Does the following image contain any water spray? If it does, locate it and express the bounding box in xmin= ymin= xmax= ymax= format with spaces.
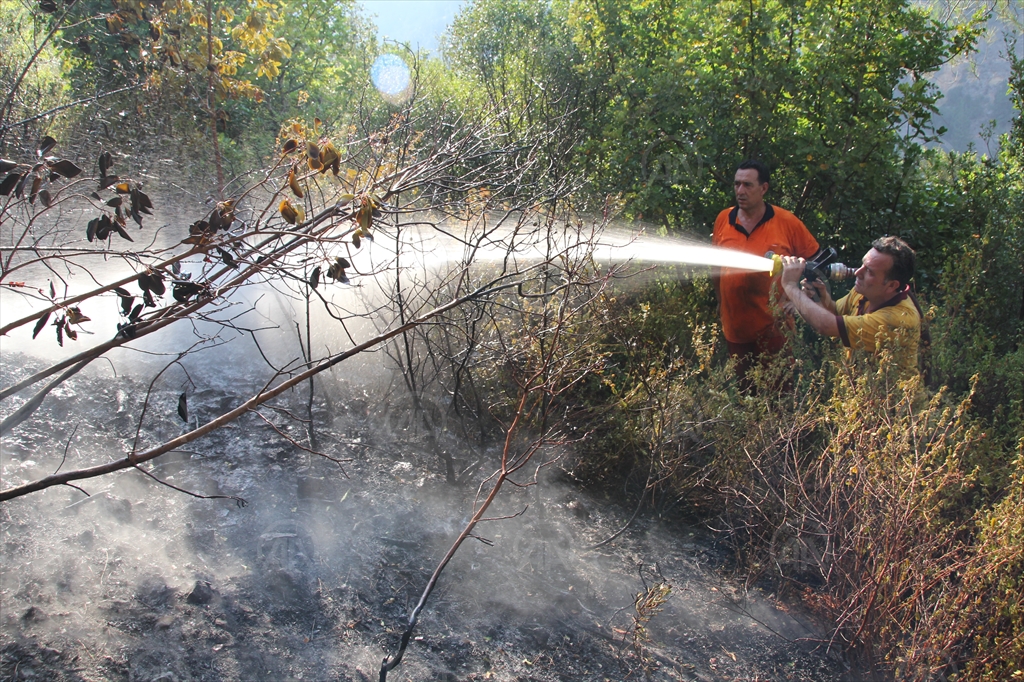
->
xmin=766 ymin=247 xmax=854 ymax=281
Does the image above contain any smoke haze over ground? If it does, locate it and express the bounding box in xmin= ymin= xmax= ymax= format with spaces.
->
xmin=2 ymin=192 xmax=845 ymax=681
xmin=0 ymin=346 xmax=846 ymax=681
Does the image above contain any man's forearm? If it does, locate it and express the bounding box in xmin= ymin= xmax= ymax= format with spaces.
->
xmin=780 ymin=281 xmax=840 ymax=337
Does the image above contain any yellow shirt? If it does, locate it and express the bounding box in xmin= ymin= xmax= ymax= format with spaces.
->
xmin=835 ymin=288 xmax=921 ymax=377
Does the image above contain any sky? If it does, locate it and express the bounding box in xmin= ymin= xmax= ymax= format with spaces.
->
xmin=358 ymin=1 xmax=466 ymax=55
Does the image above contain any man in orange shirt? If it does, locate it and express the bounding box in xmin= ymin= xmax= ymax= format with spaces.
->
xmin=711 ymin=160 xmax=819 ymax=384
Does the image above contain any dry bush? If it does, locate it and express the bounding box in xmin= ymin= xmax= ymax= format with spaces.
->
xmin=563 ymin=277 xmax=725 ymax=516
xmin=566 ymin=276 xmax=1023 ymax=678
xmin=930 ymin=446 xmax=1024 ymax=682
xmin=707 ymin=352 xmax=1023 ymax=679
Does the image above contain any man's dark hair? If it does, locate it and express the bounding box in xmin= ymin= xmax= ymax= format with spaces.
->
xmin=736 ymin=159 xmax=770 ymax=185
xmin=872 ymin=236 xmax=916 ymax=287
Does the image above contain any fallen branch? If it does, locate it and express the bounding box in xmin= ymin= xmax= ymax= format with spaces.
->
xmin=0 ymin=270 xmax=538 ymax=501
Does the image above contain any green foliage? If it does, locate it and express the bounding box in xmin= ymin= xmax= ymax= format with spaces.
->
xmin=0 ymin=0 xmax=70 ymax=141
xmin=442 ymin=0 xmax=986 ymax=267
xmin=928 ymin=54 xmax=1024 ymax=450
xmin=2 ymin=0 xmax=372 ymax=172
xmin=56 ymin=0 xmax=151 ymax=92
xmin=569 ymin=0 xmax=982 ymax=239
xmin=442 ymin=0 xmax=583 ymax=129
xmin=439 ymin=0 xmax=591 ymax=189
xmin=59 ymin=0 xmax=282 ymax=98
xmin=931 ymin=210 xmax=1024 ymax=448
xmin=225 ymin=0 xmax=373 ymax=160
xmin=893 ymin=150 xmax=1000 ymax=288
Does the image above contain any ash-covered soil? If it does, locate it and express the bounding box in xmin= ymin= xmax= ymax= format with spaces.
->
xmin=1 ymin=354 xmax=848 ymax=682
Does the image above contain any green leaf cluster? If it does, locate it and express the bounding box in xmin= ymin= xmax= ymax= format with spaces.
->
xmin=442 ymin=0 xmax=985 ymax=259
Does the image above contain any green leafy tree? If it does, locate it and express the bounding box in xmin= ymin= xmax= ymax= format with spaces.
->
xmin=216 ymin=0 xmax=373 ymax=166
xmin=440 ymin=0 xmax=590 ymax=183
xmin=4 ymin=0 xmax=295 ymax=188
xmin=566 ymin=0 xmax=983 ymax=245
xmin=443 ymin=0 xmax=581 ymax=126
xmin=261 ymin=0 xmax=371 ymax=120
xmin=0 ymin=0 xmax=71 ymax=144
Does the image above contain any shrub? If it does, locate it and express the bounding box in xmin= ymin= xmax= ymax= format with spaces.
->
xmin=567 ymin=273 xmax=1023 ymax=678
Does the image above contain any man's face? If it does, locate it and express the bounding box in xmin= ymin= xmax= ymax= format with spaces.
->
xmin=854 ymin=248 xmax=901 ymax=302
xmin=733 ymin=169 xmax=767 ymax=211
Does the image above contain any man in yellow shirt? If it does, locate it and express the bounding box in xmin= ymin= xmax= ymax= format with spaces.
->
xmin=778 ymin=236 xmax=921 ymax=378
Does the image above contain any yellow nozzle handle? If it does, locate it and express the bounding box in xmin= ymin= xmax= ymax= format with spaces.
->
xmin=769 ymin=254 xmax=783 ymax=277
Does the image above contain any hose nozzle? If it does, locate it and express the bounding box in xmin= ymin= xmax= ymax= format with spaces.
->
xmin=765 ymin=248 xmax=855 ymax=281
xmin=822 ymin=263 xmax=855 ymax=280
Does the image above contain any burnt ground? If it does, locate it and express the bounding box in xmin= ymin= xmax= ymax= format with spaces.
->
xmin=0 ymin=354 xmax=849 ymax=682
